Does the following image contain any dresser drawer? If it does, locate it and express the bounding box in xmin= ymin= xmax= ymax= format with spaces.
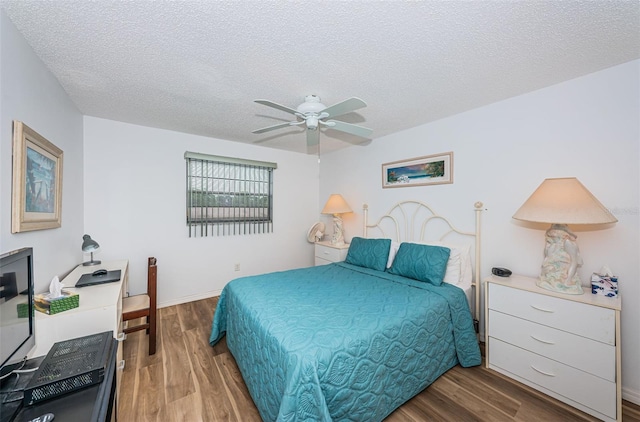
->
xmin=315 ymin=243 xmax=348 ymax=263
xmin=314 ymin=257 xmax=333 ymax=266
xmin=489 ymin=338 xmax=616 ymax=419
xmin=488 ymin=310 xmax=615 ymax=381
xmin=488 ymin=283 xmax=615 ymax=345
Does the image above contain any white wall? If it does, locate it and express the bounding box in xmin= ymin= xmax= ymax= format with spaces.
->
xmin=319 ymin=60 xmax=640 ymax=403
xmin=83 ymin=117 xmax=319 ymax=306
xmin=0 ymin=11 xmax=84 ymax=292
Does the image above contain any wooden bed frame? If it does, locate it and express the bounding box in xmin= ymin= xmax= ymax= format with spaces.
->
xmin=362 ymin=200 xmax=484 ymax=328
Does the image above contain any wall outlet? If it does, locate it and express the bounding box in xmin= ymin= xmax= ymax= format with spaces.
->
xmin=234 ymin=263 xmax=240 ymax=271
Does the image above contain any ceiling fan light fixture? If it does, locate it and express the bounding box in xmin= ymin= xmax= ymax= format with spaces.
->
xmin=306 ymin=116 xmax=319 ymax=130
xmin=297 ymin=101 xmax=326 ymax=114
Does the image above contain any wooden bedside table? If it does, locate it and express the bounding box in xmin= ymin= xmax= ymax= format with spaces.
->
xmin=314 ymin=241 xmax=350 ymax=266
xmin=484 ymin=273 xmax=622 ymax=422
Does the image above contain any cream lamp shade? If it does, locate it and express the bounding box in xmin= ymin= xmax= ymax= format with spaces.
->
xmin=513 ymin=177 xmax=617 ymax=295
xmin=513 ymin=177 xmax=617 ymax=225
xmin=321 ymin=194 xmax=353 ymax=215
xmin=321 ymin=194 xmax=353 ymax=246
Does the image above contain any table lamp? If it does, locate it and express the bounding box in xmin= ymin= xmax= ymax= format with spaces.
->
xmin=81 ymin=234 xmax=102 ymax=266
xmin=321 ymin=194 xmax=353 ymax=246
xmin=512 ymin=177 xmax=617 ymax=294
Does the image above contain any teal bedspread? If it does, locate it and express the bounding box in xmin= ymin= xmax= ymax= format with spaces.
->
xmin=210 ymin=263 xmax=480 ymax=421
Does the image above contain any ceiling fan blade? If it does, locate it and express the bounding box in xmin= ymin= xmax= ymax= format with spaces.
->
xmin=306 ymin=128 xmax=319 ymax=147
xmin=254 ymin=99 xmax=299 ymax=115
xmin=252 ymin=122 xmax=298 ymax=134
xmin=325 ymin=120 xmax=373 ymax=138
xmin=321 ymin=97 xmax=367 ymax=119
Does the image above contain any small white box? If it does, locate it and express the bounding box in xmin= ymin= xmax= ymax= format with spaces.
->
xmin=591 ymin=273 xmax=618 ymax=298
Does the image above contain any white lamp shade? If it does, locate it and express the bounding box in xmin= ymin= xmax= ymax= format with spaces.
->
xmin=321 ymin=194 xmax=353 ymax=215
xmin=513 ymin=177 xmax=617 ymax=225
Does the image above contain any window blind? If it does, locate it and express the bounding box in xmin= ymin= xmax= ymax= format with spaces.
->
xmin=185 ymin=152 xmax=277 ymax=237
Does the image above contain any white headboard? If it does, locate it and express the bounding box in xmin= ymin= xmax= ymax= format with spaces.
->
xmin=363 ymin=200 xmax=484 ymax=326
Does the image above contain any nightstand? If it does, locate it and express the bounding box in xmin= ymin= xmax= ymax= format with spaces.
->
xmin=484 ymin=274 xmax=622 ymax=422
xmin=314 ymin=241 xmax=350 ymax=266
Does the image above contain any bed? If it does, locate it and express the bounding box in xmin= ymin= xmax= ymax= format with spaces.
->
xmin=210 ymin=201 xmax=484 ymax=421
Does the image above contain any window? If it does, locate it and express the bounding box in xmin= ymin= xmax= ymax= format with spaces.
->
xmin=185 ymin=152 xmax=277 ymax=237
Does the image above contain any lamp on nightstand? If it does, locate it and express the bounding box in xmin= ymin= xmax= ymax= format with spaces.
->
xmin=321 ymin=194 xmax=353 ymax=246
xmin=512 ymin=177 xmax=617 ymax=295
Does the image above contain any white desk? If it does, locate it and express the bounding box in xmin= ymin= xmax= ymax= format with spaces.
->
xmin=33 ymin=260 xmax=129 ymax=401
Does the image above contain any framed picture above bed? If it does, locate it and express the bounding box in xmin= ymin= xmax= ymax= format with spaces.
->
xmin=11 ymin=121 xmax=64 ymax=233
xmin=382 ymin=151 xmax=453 ymax=188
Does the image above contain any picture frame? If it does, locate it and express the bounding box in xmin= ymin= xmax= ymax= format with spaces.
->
xmin=382 ymin=152 xmax=453 ymax=188
xmin=11 ymin=121 xmax=63 ymax=233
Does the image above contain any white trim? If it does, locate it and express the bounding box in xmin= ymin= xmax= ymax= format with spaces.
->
xmin=622 ymin=386 xmax=640 ymax=406
xmin=158 ymin=289 xmax=222 ymax=309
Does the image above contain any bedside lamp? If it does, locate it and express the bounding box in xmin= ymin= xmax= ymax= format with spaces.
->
xmin=81 ymin=234 xmax=102 ymax=266
xmin=513 ymin=177 xmax=617 ymax=294
xmin=321 ymin=194 xmax=353 ymax=246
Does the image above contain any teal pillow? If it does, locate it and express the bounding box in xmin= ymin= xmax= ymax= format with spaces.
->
xmin=388 ymin=243 xmax=450 ymax=286
xmin=345 ymin=237 xmax=391 ymax=272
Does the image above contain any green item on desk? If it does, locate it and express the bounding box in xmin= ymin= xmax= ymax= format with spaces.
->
xmin=34 ymin=291 xmax=80 ymax=315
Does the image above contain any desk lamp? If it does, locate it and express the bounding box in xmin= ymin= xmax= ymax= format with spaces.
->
xmin=512 ymin=177 xmax=617 ymax=294
xmin=321 ymin=194 xmax=353 ymax=246
xmin=81 ymin=234 xmax=101 ymax=266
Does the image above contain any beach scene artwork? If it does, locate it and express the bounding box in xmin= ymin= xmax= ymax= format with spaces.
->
xmin=382 ymin=152 xmax=453 ymax=188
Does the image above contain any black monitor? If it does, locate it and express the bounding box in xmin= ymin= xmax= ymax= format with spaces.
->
xmin=0 ymin=247 xmax=35 ymax=377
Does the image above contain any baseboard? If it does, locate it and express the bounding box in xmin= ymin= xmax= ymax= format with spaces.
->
xmin=158 ymin=289 xmax=222 ymax=309
xmin=623 ymin=386 xmax=640 ymax=405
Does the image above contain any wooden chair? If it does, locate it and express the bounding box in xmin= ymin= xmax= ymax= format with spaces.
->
xmin=122 ymin=257 xmax=157 ymax=355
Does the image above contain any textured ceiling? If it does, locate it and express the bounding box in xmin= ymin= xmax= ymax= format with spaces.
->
xmin=2 ymin=1 xmax=638 ymax=154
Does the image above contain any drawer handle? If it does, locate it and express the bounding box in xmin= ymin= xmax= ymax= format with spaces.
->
xmin=530 ymin=304 xmax=554 ymax=313
xmin=530 ymin=335 xmax=555 ymax=345
xmin=117 ymin=332 xmax=127 ymax=342
xmin=118 ymin=360 xmax=126 ymax=371
xmin=531 ymin=365 xmax=555 ymax=377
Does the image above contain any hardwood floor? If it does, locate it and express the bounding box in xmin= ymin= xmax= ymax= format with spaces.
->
xmin=119 ymin=297 xmax=640 ymax=421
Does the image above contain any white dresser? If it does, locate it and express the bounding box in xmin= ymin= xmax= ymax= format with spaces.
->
xmin=33 ymin=260 xmax=129 ymax=402
xmin=485 ymin=274 xmax=621 ymax=422
xmin=314 ymin=241 xmax=349 ymax=266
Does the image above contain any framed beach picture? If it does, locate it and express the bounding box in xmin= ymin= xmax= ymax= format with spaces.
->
xmin=11 ymin=121 xmax=63 ymax=233
xmin=382 ymin=152 xmax=453 ymax=188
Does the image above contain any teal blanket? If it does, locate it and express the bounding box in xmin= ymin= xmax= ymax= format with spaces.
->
xmin=210 ymin=263 xmax=480 ymax=421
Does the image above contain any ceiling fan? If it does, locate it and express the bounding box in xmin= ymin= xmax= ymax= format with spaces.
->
xmin=252 ymin=95 xmax=373 ymax=147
